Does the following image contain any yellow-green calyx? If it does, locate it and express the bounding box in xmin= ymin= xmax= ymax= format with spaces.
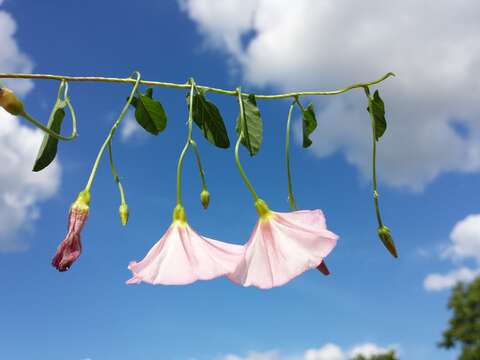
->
xmin=0 ymin=87 xmax=24 ymax=116
xmin=72 ymin=190 xmax=90 ymax=213
xmin=200 ymin=190 xmax=210 ymax=210
xmin=255 ymin=199 xmax=273 ymax=220
xmin=172 ymin=204 xmax=187 ymax=224
xmin=119 ymin=203 xmax=129 ymax=226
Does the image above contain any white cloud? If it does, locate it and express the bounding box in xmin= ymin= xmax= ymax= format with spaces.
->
xmin=444 ymin=214 xmax=480 ymax=261
xmin=0 ymin=111 xmax=61 ymax=251
xmin=180 ymin=0 xmax=480 ymax=190
xmin=424 ymin=267 xmax=480 ymax=291
xmin=424 ymin=214 xmax=480 ymax=291
xmin=0 ymin=8 xmax=61 ymax=251
xmin=0 ymin=10 xmax=34 ymax=95
xmin=217 ymin=343 xmax=396 ymax=360
xmin=120 ymin=111 xmax=143 ymax=142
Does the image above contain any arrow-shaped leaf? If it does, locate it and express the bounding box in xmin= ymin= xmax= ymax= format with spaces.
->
xmin=32 ymin=100 xmax=66 ymax=172
xmin=235 ymin=94 xmax=263 ymax=156
xmin=301 ymin=103 xmax=317 ymax=148
xmin=191 ymin=90 xmax=230 ymax=148
xmin=367 ymin=90 xmax=387 ymax=141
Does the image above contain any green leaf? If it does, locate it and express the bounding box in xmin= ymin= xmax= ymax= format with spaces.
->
xmin=301 ymin=103 xmax=317 ymax=148
xmin=32 ymin=101 xmax=66 ymax=172
xmin=235 ymin=94 xmax=263 ymax=156
xmin=129 ymin=88 xmax=167 ymax=135
xmin=368 ymin=90 xmax=387 ymax=141
xmin=191 ymin=90 xmax=230 ymax=148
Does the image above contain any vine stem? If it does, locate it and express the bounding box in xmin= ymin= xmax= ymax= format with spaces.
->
xmin=0 ymin=72 xmax=395 ymax=100
xmin=84 ymin=71 xmax=141 ymax=192
xmin=234 ymin=88 xmax=259 ymax=202
xmin=364 ymin=86 xmax=383 ymax=227
xmin=285 ymin=100 xmax=297 ymax=211
xmin=175 ymin=79 xmax=196 ymax=205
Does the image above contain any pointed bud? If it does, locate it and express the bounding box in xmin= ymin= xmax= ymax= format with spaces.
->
xmin=200 ymin=190 xmax=210 ymax=210
xmin=119 ymin=203 xmax=129 ymax=226
xmin=377 ymin=225 xmax=398 ymax=258
xmin=0 ymin=87 xmax=24 ymax=115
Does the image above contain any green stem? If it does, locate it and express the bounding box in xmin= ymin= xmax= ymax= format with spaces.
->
xmin=0 ymin=72 xmax=395 ymax=100
xmin=20 ymin=80 xmax=77 ymax=141
xmin=84 ymin=71 xmax=141 ymax=192
xmin=234 ymin=88 xmax=259 ymax=202
xmin=365 ymin=86 xmax=383 ymax=227
xmin=108 ymin=142 xmax=126 ymax=204
xmin=285 ymin=100 xmax=297 ymax=210
xmin=175 ymin=78 xmax=195 ymax=205
xmin=190 ymin=139 xmax=207 ymax=191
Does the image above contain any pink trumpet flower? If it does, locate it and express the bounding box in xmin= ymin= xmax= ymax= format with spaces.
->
xmin=52 ymin=190 xmax=90 ymax=272
xmin=127 ymin=205 xmax=244 ymax=285
xmin=228 ymin=199 xmax=339 ymax=289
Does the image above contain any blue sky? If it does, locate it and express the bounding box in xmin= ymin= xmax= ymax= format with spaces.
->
xmin=1 ymin=1 xmax=480 ymax=360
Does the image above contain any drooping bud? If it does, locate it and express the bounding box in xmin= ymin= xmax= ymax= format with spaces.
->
xmin=119 ymin=203 xmax=129 ymax=226
xmin=200 ymin=190 xmax=210 ymax=210
xmin=377 ymin=225 xmax=398 ymax=258
xmin=52 ymin=190 xmax=91 ymax=272
xmin=0 ymin=87 xmax=24 ymax=115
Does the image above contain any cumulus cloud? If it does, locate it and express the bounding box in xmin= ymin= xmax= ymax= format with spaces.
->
xmin=120 ymin=111 xmax=143 ymax=142
xmin=424 ymin=214 xmax=480 ymax=291
xmin=0 ymin=9 xmax=34 ymax=95
xmin=218 ymin=343 xmax=397 ymax=360
xmin=0 ymin=111 xmax=61 ymax=250
xmin=0 ymin=7 xmax=60 ymax=251
xmin=180 ymin=0 xmax=480 ymax=190
xmin=424 ymin=267 xmax=480 ymax=291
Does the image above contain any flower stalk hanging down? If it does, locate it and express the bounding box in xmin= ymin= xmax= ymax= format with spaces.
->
xmin=228 ymin=89 xmax=339 ymax=289
xmin=364 ymin=86 xmax=398 ymax=258
xmin=127 ymin=79 xmax=243 ymax=285
xmin=52 ymin=190 xmax=90 ymax=271
xmin=285 ymin=98 xmax=331 ymax=276
xmin=51 ymin=72 xmax=142 ymax=272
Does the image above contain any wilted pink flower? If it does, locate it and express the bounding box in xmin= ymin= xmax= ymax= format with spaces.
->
xmin=228 ymin=199 xmax=339 ymax=289
xmin=127 ymin=205 xmax=244 ymax=285
xmin=52 ymin=190 xmax=90 ymax=272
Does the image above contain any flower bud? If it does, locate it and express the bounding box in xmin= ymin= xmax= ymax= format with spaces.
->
xmin=0 ymin=87 xmax=24 ymax=115
xmin=200 ymin=190 xmax=210 ymax=210
xmin=377 ymin=225 xmax=398 ymax=258
xmin=119 ymin=203 xmax=129 ymax=226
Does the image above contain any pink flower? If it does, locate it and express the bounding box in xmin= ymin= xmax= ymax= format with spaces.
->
xmin=228 ymin=199 xmax=339 ymax=289
xmin=52 ymin=191 xmax=90 ymax=272
xmin=127 ymin=205 xmax=244 ymax=285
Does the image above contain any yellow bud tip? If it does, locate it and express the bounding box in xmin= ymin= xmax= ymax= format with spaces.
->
xmin=377 ymin=226 xmax=398 ymax=258
xmin=119 ymin=203 xmax=129 ymax=226
xmin=71 ymin=190 xmax=90 ymax=214
xmin=200 ymin=190 xmax=210 ymax=210
xmin=0 ymin=87 xmax=24 ymax=116
xmin=172 ymin=204 xmax=187 ymax=224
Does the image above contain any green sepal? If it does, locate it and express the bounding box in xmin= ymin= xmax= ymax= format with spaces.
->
xmin=129 ymin=88 xmax=167 ymax=135
xmin=32 ymin=100 xmax=67 ymax=172
xmin=189 ymin=89 xmax=230 ymax=148
xmin=367 ymin=90 xmax=387 ymax=141
xmin=377 ymin=225 xmax=398 ymax=258
xmin=301 ymin=103 xmax=317 ymax=148
xmin=235 ymin=93 xmax=263 ymax=156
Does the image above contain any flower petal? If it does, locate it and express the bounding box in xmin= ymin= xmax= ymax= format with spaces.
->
xmin=228 ymin=209 xmax=338 ymax=289
xmin=127 ymin=223 xmax=244 ymax=285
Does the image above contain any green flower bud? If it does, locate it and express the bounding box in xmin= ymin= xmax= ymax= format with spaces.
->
xmin=377 ymin=225 xmax=398 ymax=258
xmin=200 ymin=190 xmax=210 ymax=210
xmin=0 ymin=87 xmax=24 ymax=115
xmin=119 ymin=203 xmax=129 ymax=226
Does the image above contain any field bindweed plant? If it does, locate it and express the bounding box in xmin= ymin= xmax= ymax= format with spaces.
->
xmin=0 ymin=71 xmax=396 ymax=288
